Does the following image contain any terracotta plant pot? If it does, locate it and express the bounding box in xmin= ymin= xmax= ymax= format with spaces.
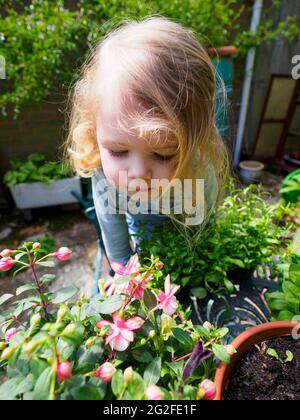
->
xmin=214 ymin=321 xmax=298 ymax=400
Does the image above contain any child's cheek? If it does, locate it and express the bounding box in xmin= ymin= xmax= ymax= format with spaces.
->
xmin=100 ymin=149 xmax=122 ymax=189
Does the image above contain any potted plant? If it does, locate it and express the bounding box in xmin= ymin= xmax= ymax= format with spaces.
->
xmin=4 ymin=154 xmax=82 ymax=210
xmin=0 ymin=244 xmax=230 ymax=400
xmin=214 ymin=321 xmax=299 ymax=400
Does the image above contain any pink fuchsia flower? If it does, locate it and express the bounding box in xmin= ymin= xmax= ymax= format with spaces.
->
xmin=0 ymin=249 xmax=13 ymax=258
xmin=5 ymin=328 xmax=18 ymax=343
xmin=106 ymin=254 xmax=152 ymax=299
xmin=96 ymin=313 xmax=144 ymax=352
xmin=57 ymin=361 xmax=72 ymax=382
xmin=53 ymin=247 xmax=72 ymax=261
xmin=149 ymin=275 xmax=180 ymax=316
xmin=110 ymin=254 xmax=140 ymax=277
xmin=0 ymin=257 xmax=14 ymax=272
xmin=198 ymin=379 xmax=216 ymax=401
xmin=146 ymin=384 xmax=164 ymax=400
xmin=95 ymin=362 xmax=116 ymax=382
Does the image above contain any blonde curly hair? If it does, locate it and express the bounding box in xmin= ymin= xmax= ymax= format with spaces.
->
xmin=65 ymin=15 xmax=229 ymax=229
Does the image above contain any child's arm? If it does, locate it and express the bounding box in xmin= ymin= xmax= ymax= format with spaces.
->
xmin=92 ymin=170 xmax=133 ymax=267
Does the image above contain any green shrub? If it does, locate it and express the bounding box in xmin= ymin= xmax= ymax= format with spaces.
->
xmin=138 ymin=183 xmax=291 ymax=296
xmin=4 ymin=153 xmax=71 ymax=186
xmin=266 ymin=251 xmax=300 ymax=321
xmin=1 ymin=0 xmax=299 ymax=116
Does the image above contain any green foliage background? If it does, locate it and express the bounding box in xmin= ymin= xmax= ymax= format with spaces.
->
xmin=0 ymin=0 xmax=299 ymax=116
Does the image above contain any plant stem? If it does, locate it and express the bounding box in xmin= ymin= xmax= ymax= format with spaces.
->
xmin=29 ymin=262 xmax=49 ymax=321
xmin=13 ymin=317 xmax=28 ymax=330
xmin=172 ymin=352 xmax=193 ymax=363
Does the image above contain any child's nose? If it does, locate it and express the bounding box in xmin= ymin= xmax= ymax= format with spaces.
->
xmin=127 ymin=156 xmax=152 ymax=181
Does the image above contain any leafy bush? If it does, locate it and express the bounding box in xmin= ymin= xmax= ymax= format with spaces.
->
xmin=139 ymin=183 xmax=291 ymax=296
xmin=0 ymin=243 xmax=229 ymax=400
xmin=1 ymin=0 xmax=299 ymax=116
xmin=4 ymin=154 xmax=71 ymax=186
xmin=266 ymin=251 xmax=300 ymax=321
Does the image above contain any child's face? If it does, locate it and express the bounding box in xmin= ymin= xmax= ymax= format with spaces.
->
xmin=95 ymin=99 xmax=179 ymax=197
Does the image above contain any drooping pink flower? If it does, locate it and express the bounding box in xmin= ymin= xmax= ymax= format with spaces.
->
xmin=53 ymin=247 xmax=72 ymax=261
xmin=106 ymin=254 xmax=152 ymax=299
xmin=5 ymin=328 xmax=18 ymax=343
xmin=111 ymin=254 xmax=140 ymax=277
xmin=146 ymin=384 xmax=164 ymax=400
xmin=96 ymin=313 xmax=144 ymax=352
xmin=95 ymin=362 xmax=116 ymax=382
xmin=57 ymin=361 xmax=72 ymax=382
xmin=199 ymin=379 xmax=216 ymax=401
xmin=0 ymin=257 xmax=14 ymax=272
xmin=150 ymin=275 xmax=180 ymax=316
xmin=0 ymin=249 xmax=13 ymax=258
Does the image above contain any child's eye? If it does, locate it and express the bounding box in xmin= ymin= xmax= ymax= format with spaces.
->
xmin=109 ymin=150 xmax=128 ymax=158
xmin=154 ymin=153 xmax=176 ymax=162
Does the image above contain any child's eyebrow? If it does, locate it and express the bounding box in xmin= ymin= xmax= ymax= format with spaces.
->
xmin=101 ymin=139 xmax=178 ymax=150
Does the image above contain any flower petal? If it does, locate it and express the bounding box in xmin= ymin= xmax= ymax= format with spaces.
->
xmin=111 ymin=261 xmax=127 ymax=275
xmin=164 ymin=274 xmax=171 ymax=295
xmin=109 ymin=335 xmax=130 ymax=352
xmin=125 ymin=316 xmax=144 ymax=331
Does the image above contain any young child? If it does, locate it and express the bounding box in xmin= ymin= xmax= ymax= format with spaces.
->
xmin=66 ymin=16 xmax=229 ymax=269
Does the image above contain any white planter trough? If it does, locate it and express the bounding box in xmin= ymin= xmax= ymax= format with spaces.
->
xmin=239 ymin=160 xmax=264 ymax=184
xmin=10 ymin=176 xmax=82 ymax=210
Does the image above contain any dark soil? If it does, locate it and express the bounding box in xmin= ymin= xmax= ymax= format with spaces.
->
xmin=224 ymin=336 xmax=300 ymax=400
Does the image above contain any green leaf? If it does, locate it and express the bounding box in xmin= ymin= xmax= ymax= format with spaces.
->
xmin=16 ymin=284 xmax=37 ymax=296
xmin=0 ymin=377 xmax=24 ymax=400
xmin=212 ymin=344 xmax=230 ymax=364
xmin=190 ymin=287 xmax=207 ymax=300
xmin=144 ymin=357 xmax=161 ymax=386
xmin=277 ymin=310 xmax=295 ymax=321
xmin=132 ymin=348 xmax=153 ymax=363
xmin=290 ymin=264 xmax=300 ymax=285
xmin=0 ymin=294 xmax=14 ymax=306
xmin=143 ymin=289 xmax=157 ymax=310
xmin=71 ymin=386 xmax=102 ymax=400
xmin=172 ymin=328 xmax=194 ymax=350
xmin=224 ymin=279 xmax=235 ymax=293
xmin=32 ymin=367 xmax=53 ymax=400
xmin=217 ymin=328 xmax=229 ymax=339
xmin=97 ymin=295 xmax=123 ymax=315
xmin=285 ymin=350 xmax=294 ymax=363
xmin=114 ymin=275 xmax=133 ymax=285
xmin=40 ymin=274 xmax=56 ymax=284
xmin=267 ymin=348 xmax=280 ymax=361
xmin=76 ymin=344 xmax=104 ymax=373
xmin=194 ymin=325 xmax=210 ymax=340
xmin=128 ymin=372 xmax=146 ymax=399
xmin=111 ymin=370 xmax=124 ymax=397
xmin=50 ymin=286 xmax=79 ymax=304
xmin=36 ymin=261 xmax=55 ymax=268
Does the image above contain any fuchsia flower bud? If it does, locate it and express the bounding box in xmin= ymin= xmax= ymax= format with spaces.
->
xmin=156 ymin=262 xmax=164 ymax=270
xmin=146 ymin=384 xmax=164 ymax=400
xmin=0 ymin=249 xmax=13 ymax=258
xmin=95 ymin=362 xmax=116 ymax=382
xmin=0 ymin=257 xmax=14 ymax=272
xmin=32 ymin=242 xmax=41 ymax=250
xmin=5 ymin=328 xmax=18 ymax=343
xmin=57 ymin=361 xmax=72 ymax=382
xmin=199 ymin=379 xmax=216 ymax=400
xmin=203 ymin=322 xmax=213 ymax=331
xmin=54 ymin=247 xmax=72 ymax=261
